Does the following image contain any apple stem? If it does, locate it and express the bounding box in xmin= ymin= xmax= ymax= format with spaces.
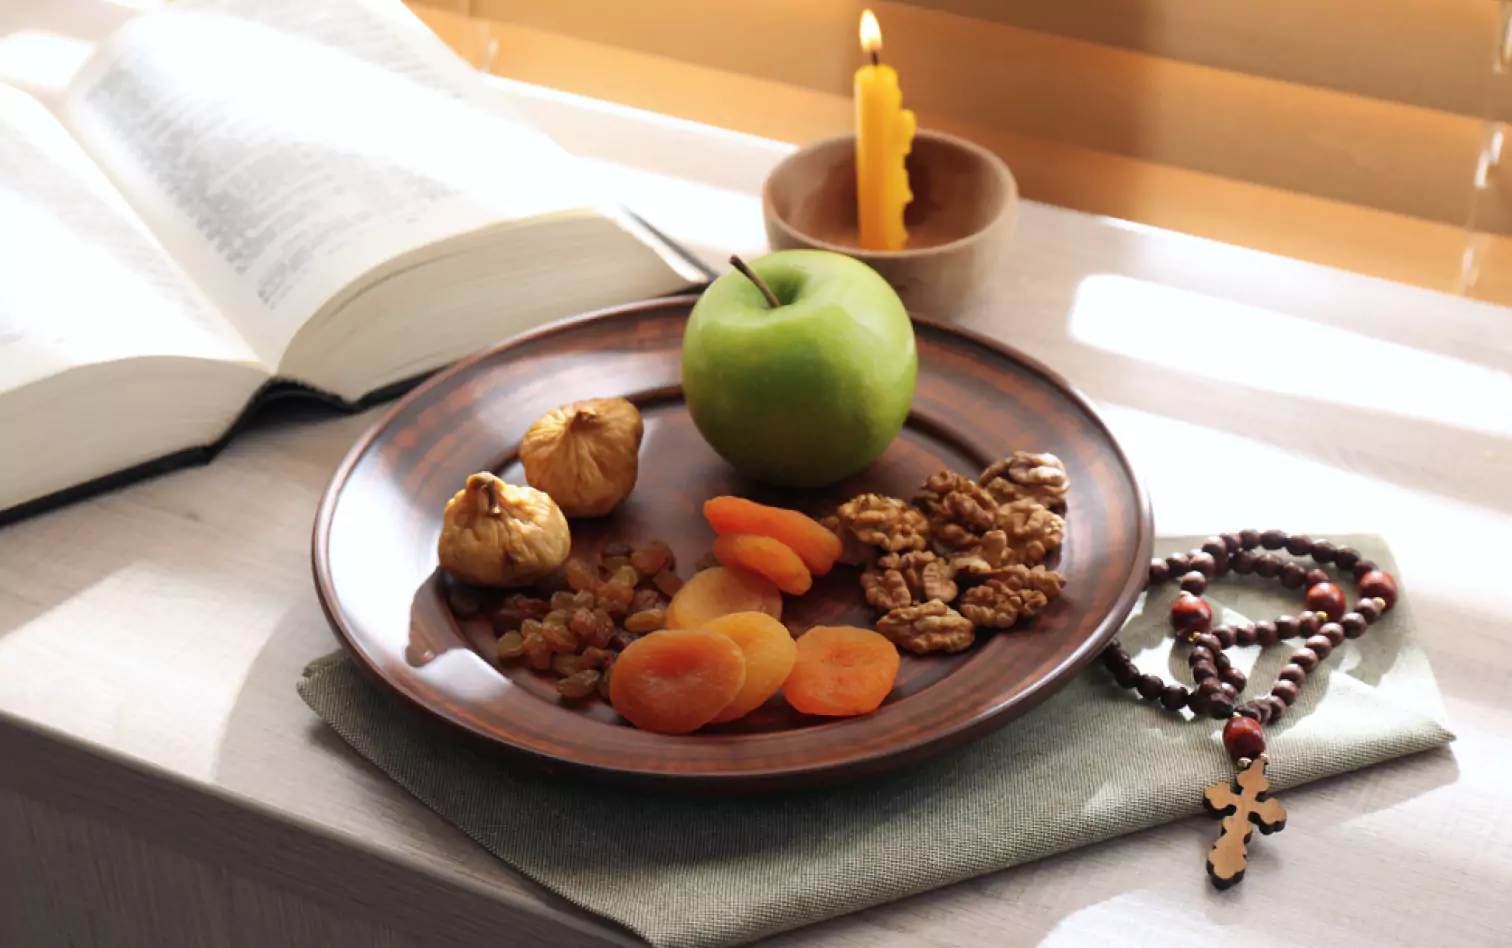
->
xmin=729 ymin=255 xmax=781 ymax=309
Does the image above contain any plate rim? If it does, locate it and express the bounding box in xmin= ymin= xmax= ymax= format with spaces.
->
xmin=311 ymin=293 xmax=1154 ymax=790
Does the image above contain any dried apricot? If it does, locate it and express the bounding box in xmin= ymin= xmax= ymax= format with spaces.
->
xmin=712 ymin=534 xmax=813 ymax=595
xmin=704 ymin=496 xmax=842 ymax=576
xmin=666 ymin=566 xmax=782 ymax=629
xmin=609 ymin=629 xmax=747 ymax=734
xmin=783 ymin=625 xmax=900 ymax=717
xmin=703 ymin=612 xmax=799 ymax=723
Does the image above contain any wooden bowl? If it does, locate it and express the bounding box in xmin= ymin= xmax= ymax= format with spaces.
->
xmin=763 ymin=130 xmax=1018 ymax=317
xmin=312 ymin=296 xmax=1151 ymax=792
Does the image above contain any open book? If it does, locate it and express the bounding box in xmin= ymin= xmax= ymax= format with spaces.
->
xmin=0 ymin=0 xmax=704 ymax=522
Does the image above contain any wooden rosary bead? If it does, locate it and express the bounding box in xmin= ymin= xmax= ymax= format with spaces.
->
xmin=1201 ymin=537 xmax=1227 ymax=559
xmin=1259 ymin=529 xmax=1287 ymax=550
xmin=1191 ymin=678 xmax=1223 ymax=707
xmin=1254 ymin=620 xmax=1280 ymax=647
xmin=1356 ymin=599 xmax=1383 ymax=623
xmin=1334 ymin=546 xmax=1362 ymax=570
xmin=1310 ymin=538 xmax=1337 ymax=563
xmin=1305 ymin=582 xmax=1346 ymax=621
xmin=1303 ymin=568 xmax=1330 ymax=588
xmin=1236 ymin=702 xmax=1264 ymax=723
xmin=1297 ymin=611 xmax=1323 ymax=637
xmin=1357 ymin=570 xmax=1398 ymax=609
xmin=1113 ymin=662 xmax=1141 ymax=688
xmin=1191 ymin=661 xmax=1219 ymax=682
xmin=1271 ymin=679 xmax=1299 ymax=706
xmin=1278 ymin=663 xmax=1307 ymax=685
xmin=1180 ymin=571 xmax=1208 ymax=594
xmin=1223 ymin=715 xmax=1267 ymax=761
xmin=1285 ymin=534 xmax=1313 ymax=556
xmin=1231 ymin=549 xmax=1258 ymax=575
xmin=1171 ymin=594 xmax=1213 ymax=633
xmin=1350 ymin=558 xmax=1379 ymax=582
xmin=1305 ymin=634 xmax=1333 ymax=661
xmin=1212 ymin=651 xmax=1232 ymax=673
xmin=1137 ymin=674 xmax=1165 ymax=700
xmin=1166 ymin=551 xmax=1192 ymax=574
xmin=1248 ymin=699 xmax=1273 ymax=724
xmin=1102 ymin=644 xmax=1130 ymax=670
xmin=1192 ymin=632 xmax=1222 ymax=654
xmin=1239 ymin=528 xmax=1262 ymax=550
xmin=1148 ymin=558 xmax=1170 ymax=585
xmin=1291 ymin=647 xmax=1320 ymax=673
xmin=1261 ymin=695 xmax=1286 ymax=722
xmin=1221 ymin=666 xmax=1247 ymax=691
xmin=1280 ymin=562 xmax=1306 ymax=588
xmin=1340 ymin=612 xmax=1368 ymax=639
xmin=1212 ymin=625 xmax=1238 ymax=649
xmin=1187 ymin=550 xmax=1218 ymax=577
xmin=1273 ymin=615 xmax=1298 ymax=639
xmin=1234 ymin=622 xmax=1258 ymax=647
xmin=1219 ymin=532 xmax=1243 ymax=555
xmin=1254 ymin=553 xmax=1282 ymax=578
xmin=1189 ymin=646 xmax=1215 ymax=667
xmin=1320 ymin=622 xmax=1346 ymax=647
xmin=1160 ymin=684 xmax=1189 ymax=710
xmin=1207 ymin=683 xmax=1239 ymax=719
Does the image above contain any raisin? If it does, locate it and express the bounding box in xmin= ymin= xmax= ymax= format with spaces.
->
xmin=612 ymin=564 xmax=640 ymax=588
xmin=490 ymin=607 xmax=525 ymax=635
xmin=542 ymin=622 xmax=578 ymax=654
xmin=552 ymin=654 xmax=585 ymax=677
xmin=496 ymin=631 xmax=526 ymax=660
xmin=571 ymin=607 xmax=616 ymax=649
xmin=630 ymin=588 xmax=666 ymax=614
xmin=507 ymin=593 xmax=551 ymax=620
xmin=564 ymin=557 xmax=599 ymax=592
xmin=523 ymin=632 xmax=553 ymax=670
xmin=520 ymin=618 xmax=544 ymax=638
xmin=596 ymin=581 xmax=636 ymax=617
xmin=610 ymin=629 xmax=637 ymax=651
xmin=580 ymin=646 xmax=615 ymax=669
xmin=550 ymin=591 xmax=577 ymax=611
xmin=603 ymin=540 xmax=633 ymax=558
xmin=597 ymin=664 xmax=614 ymax=700
xmin=602 ymin=556 xmax=633 ymax=574
xmin=558 ymin=669 xmax=602 ymax=700
xmin=653 ymin=570 xmax=684 ymax=597
xmin=572 ymin=590 xmax=597 ymax=609
xmin=624 ymin=608 xmax=666 ymax=633
xmin=630 ymin=542 xmax=672 ymax=577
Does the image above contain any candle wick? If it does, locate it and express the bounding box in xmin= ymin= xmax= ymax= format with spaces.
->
xmin=870 ymin=50 xmax=879 ymax=67
xmin=728 ymin=255 xmax=782 ymax=309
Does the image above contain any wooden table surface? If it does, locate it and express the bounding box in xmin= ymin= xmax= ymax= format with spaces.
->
xmin=3 ymin=8 xmax=1512 ymax=946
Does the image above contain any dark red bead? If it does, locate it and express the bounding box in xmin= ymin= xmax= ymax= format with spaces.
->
xmin=1260 ymin=529 xmax=1287 ymax=550
xmin=1166 ymin=551 xmax=1191 ymax=574
xmin=1310 ymin=539 xmax=1337 ymax=563
xmin=1113 ymin=662 xmax=1141 ymax=688
xmin=1231 ymin=550 xmax=1258 ymax=575
xmin=1272 ymin=616 xmax=1297 ymax=639
xmin=1280 ymin=563 xmax=1306 ymax=588
xmin=1160 ymin=685 xmax=1189 ymax=710
xmin=1191 ymin=660 xmax=1219 ymax=681
xmin=1188 ymin=646 xmax=1215 ymax=667
xmin=1358 ymin=570 xmax=1398 ymax=609
xmin=1212 ymin=651 xmax=1232 ymax=672
xmin=1292 ymin=647 xmax=1320 ymax=673
xmin=1278 ymin=663 xmax=1307 ymax=685
xmin=1102 ymin=645 xmax=1130 ymax=670
xmin=1179 ymin=570 xmax=1208 ymax=594
xmin=1212 ymin=625 xmax=1237 ymax=649
xmin=1356 ymin=599 xmax=1383 ymax=623
xmin=1234 ymin=622 xmax=1257 ymax=647
xmin=1187 ymin=551 xmax=1217 ymax=577
xmin=1239 ymin=529 xmax=1262 ymax=550
xmin=1236 ymin=702 xmax=1264 ymax=722
xmin=1350 ymin=558 xmax=1379 ymax=581
xmin=1263 ymin=695 xmax=1287 ymax=722
xmin=1285 ymin=534 xmax=1313 ymax=556
xmin=1170 ymin=593 xmax=1213 ymax=634
xmin=1306 ymin=582 xmax=1346 ymax=621
xmin=1254 ymin=620 xmax=1279 ymax=647
xmin=1249 ymin=699 xmax=1273 ymax=725
xmin=1297 ymin=611 xmax=1323 ymax=636
xmin=1272 ymin=680 xmax=1300 ymax=706
xmin=1321 ymin=622 xmax=1346 ymax=647
xmin=1340 ymin=612 xmax=1368 ymax=639
xmin=1223 ymin=715 xmax=1267 ymax=761
xmin=1221 ymin=665 xmax=1247 ymax=691
xmin=1305 ymin=634 xmax=1333 ymax=660
xmin=1219 ymin=532 xmax=1243 ymax=555
xmin=1136 ymin=674 xmax=1165 ymax=700
xmin=1303 ymin=568 xmax=1330 ymax=588
xmin=1254 ymin=553 xmax=1281 ymax=578
xmin=1148 ymin=558 xmax=1170 ymax=585
xmin=1334 ymin=546 xmax=1361 ymax=570
xmin=1193 ymin=632 xmax=1221 ymax=653
xmin=1208 ymin=684 xmax=1239 ymax=719
xmin=1193 ymin=678 xmax=1224 ymax=703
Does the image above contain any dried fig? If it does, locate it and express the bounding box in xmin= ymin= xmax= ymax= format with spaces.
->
xmin=520 ymin=398 xmax=644 ymax=517
xmin=437 ymin=472 xmax=571 ymax=587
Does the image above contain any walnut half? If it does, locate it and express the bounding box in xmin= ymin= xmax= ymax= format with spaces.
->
xmin=861 ymin=550 xmax=959 ymax=611
xmin=981 ymin=451 xmax=1070 ymax=510
xmin=834 ymin=493 xmax=930 ymax=552
xmin=876 ymin=600 xmax=977 ymax=654
xmin=958 ymin=565 xmax=1066 ymax=629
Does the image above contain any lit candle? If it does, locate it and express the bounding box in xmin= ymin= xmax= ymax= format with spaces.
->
xmin=854 ymin=9 xmax=916 ymax=251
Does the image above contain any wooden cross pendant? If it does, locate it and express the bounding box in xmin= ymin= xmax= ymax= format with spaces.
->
xmin=1203 ymin=756 xmax=1287 ymax=889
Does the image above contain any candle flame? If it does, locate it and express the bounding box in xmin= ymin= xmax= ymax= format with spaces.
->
xmin=860 ymin=9 xmax=882 ymax=57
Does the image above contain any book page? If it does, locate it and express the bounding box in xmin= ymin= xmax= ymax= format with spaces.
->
xmin=0 ymin=84 xmax=258 ymax=393
xmin=60 ymin=0 xmax=604 ymax=369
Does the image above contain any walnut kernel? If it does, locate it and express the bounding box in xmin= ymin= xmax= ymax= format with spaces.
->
xmin=981 ymin=452 xmax=1070 ymax=509
xmin=876 ymin=600 xmax=977 ymax=654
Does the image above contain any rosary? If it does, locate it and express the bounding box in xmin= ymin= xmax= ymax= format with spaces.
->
xmin=1099 ymin=530 xmax=1398 ymax=889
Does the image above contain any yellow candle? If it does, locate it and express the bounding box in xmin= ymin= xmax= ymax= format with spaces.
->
xmin=855 ymin=9 xmax=916 ymax=251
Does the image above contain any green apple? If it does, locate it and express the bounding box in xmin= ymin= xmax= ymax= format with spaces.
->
xmin=682 ymin=250 xmax=917 ymax=488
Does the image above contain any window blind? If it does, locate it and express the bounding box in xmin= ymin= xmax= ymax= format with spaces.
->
xmin=406 ymin=0 xmax=1512 ymax=306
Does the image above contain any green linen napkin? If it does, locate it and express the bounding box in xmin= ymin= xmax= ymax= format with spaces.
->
xmin=298 ymin=535 xmax=1453 ymax=948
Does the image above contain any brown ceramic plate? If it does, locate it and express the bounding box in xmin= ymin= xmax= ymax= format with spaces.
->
xmin=313 ymin=295 xmax=1151 ymax=792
